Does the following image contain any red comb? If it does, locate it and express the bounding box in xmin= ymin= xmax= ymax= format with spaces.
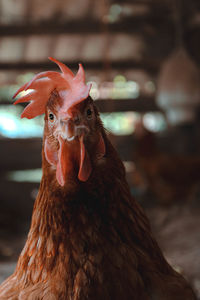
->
xmin=13 ymin=57 xmax=91 ymax=119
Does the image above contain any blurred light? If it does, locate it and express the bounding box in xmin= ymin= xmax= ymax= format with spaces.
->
xmin=7 ymin=169 xmax=42 ymax=183
xmin=0 ymin=105 xmax=43 ymax=138
xmin=126 ymin=81 xmax=140 ymax=98
xmin=110 ymin=4 xmax=122 ymax=17
xmin=114 ymin=75 xmax=126 ymax=83
xmin=156 ymin=47 xmax=200 ymax=125
xmin=102 ymin=14 xmax=116 ymax=24
xmin=16 ymin=72 xmax=35 ymax=85
xmin=143 ymin=113 xmax=166 ymax=132
xmin=88 ymin=77 xmax=141 ymax=100
xmin=101 ymin=112 xmax=138 ymax=135
xmin=112 ymin=77 xmax=139 ymax=99
xmin=90 ymin=88 xmax=100 ymax=100
xmin=144 ymin=81 xmax=156 ymax=93
xmin=89 ymin=81 xmax=100 ymax=100
xmin=88 ymin=75 xmax=100 ymax=84
xmin=0 ymin=84 xmax=18 ymax=102
xmin=0 ymin=116 xmax=16 ymax=132
xmin=100 ymin=82 xmax=113 ymax=99
xmin=103 ymin=4 xmax=122 ymax=24
xmin=0 ymin=72 xmax=36 ymax=104
xmin=107 ymin=15 xmax=116 ymax=23
xmin=123 ymin=161 xmax=136 ymax=173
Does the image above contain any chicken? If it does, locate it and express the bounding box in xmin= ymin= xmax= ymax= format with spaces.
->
xmin=0 ymin=58 xmax=196 ymax=300
xmin=134 ymin=121 xmax=200 ymax=204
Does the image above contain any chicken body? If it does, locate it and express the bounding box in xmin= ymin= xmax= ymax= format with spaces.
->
xmin=134 ymin=124 xmax=200 ymax=204
xmin=0 ymin=141 xmax=196 ymax=299
xmin=0 ymin=87 xmax=196 ymax=299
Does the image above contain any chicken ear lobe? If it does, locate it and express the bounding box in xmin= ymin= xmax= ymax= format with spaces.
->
xmin=78 ymin=136 xmax=92 ymax=182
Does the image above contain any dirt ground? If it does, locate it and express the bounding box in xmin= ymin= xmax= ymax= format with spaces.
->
xmin=0 ymin=203 xmax=199 ymax=299
xmin=146 ymin=203 xmax=200 ymax=299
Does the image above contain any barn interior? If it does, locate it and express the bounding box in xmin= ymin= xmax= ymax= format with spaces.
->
xmin=0 ymin=0 xmax=200 ymax=297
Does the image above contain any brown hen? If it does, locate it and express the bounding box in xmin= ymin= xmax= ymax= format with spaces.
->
xmin=0 ymin=59 xmax=196 ymax=300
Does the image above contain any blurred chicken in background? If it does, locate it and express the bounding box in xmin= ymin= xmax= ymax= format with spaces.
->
xmin=133 ymin=118 xmax=200 ymax=205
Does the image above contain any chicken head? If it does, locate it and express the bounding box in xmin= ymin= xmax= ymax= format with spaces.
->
xmin=44 ymin=93 xmax=105 ymax=186
xmin=13 ymin=58 xmax=105 ymax=186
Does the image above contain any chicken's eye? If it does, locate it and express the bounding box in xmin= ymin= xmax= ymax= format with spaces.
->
xmin=49 ymin=113 xmax=55 ymax=122
xmin=86 ymin=108 xmax=92 ymax=119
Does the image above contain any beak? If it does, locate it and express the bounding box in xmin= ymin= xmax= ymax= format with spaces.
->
xmin=55 ymin=114 xmax=92 ymax=185
xmin=59 ymin=116 xmax=89 ymax=142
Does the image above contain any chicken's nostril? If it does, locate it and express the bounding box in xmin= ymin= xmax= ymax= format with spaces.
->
xmin=73 ymin=115 xmax=80 ymax=125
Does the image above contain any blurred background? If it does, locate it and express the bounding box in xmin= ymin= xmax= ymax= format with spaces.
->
xmin=0 ymin=0 xmax=200 ymax=297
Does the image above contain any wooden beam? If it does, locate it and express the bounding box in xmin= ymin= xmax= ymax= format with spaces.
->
xmin=0 ymin=59 xmax=160 ymax=73
xmin=95 ymin=97 xmax=160 ymax=112
xmin=0 ymin=138 xmax=42 ymax=171
xmin=0 ymin=15 xmax=172 ymax=37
